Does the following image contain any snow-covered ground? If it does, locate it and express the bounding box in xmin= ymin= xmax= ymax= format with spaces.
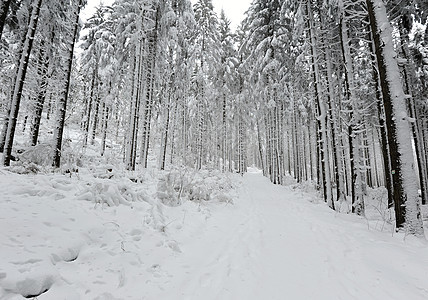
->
xmin=1 ymin=167 xmax=428 ymax=299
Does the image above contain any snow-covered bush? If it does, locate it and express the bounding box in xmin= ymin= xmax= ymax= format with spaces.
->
xmin=19 ymin=143 xmax=53 ymax=166
xmin=157 ymin=167 xmax=192 ymax=206
xmin=157 ymin=167 xmax=236 ymax=206
xmin=76 ymin=177 xmax=149 ymax=206
xmin=364 ymin=187 xmax=393 ymax=226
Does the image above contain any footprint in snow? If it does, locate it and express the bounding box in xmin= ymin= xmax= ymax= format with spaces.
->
xmin=147 ymin=264 xmax=163 ymax=278
xmin=129 ymin=228 xmax=143 ymax=241
xmin=156 ymin=240 xmax=182 ymax=253
xmin=147 ymin=264 xmax=173 ymax=280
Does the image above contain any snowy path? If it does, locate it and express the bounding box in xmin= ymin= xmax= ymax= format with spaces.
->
xmin=1 ymin=170 xmax=428 ymax=299
xmin=145 ymin=170 xmax=428 ymax=300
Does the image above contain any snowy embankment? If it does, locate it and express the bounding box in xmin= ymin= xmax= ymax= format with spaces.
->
xmin=1 ymin=167 xmax=428 ymax=299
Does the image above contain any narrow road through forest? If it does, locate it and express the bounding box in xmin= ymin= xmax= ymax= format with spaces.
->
xmin=146 ymin=169 xmax=428 ymax=300
xmin=2 ymin=170 xmax=427 ymax=299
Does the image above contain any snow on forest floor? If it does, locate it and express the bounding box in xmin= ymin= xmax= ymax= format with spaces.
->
xmin=1 ymin=167 xmax=428 ymax=299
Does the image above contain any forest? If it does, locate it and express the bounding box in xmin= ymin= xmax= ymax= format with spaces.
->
xmin=0 ymin=0 xmax=427 ymax=237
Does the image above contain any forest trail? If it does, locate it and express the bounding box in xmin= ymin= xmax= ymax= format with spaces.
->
xmin=1 ymin=170 xmax=428 ymax=299
xmin=148 ymin=169 xmax=428 ymax=300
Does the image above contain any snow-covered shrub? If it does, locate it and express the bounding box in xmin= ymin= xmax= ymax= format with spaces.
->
xmin=188 ymin=185 xmax=210 ymax=202
xmin=76 ymin=177 xmax=149 ymax=206
xmin=364 ymin=187 xmax=393 ymax=225
xmin=7 ymin=163 xmax=40 ymax=174
xmin=289 ymin=179 xmax=319 ymax=202
xmin=18 ymin=143 xmax=53 ymax=166
xmin=157 ymin=167 xmax=192 ymax=206
xmin=157 ymin=167 xmax=236 ymax=206
xmin=87 ymin=164 xmax=115 ymax=179
xmin=4 ymin=144 xmax=53 ymax=174
xmin=282 ymin=174 xmax=297 ymax=186
xmin=60 ymin=139 xmax=84 ymax=172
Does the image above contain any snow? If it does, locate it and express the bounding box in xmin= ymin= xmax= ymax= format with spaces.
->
xmin=1 ymin=168 xmax=428 ymax=299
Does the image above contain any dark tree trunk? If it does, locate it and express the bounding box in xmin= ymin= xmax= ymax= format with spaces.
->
xmin=256 ymin=119 xmax=265 ymax=175
xmin=339 ymin=10 xmax=364 ymax=215
xmin=30 ymin=32 xmax=53 ymax=146
xmin=140 ymin=5 xmax=160 ymax=168
xmin=90 ymin=95 xmax=100 ymax=145
xmin=83 ymin=71 xmax=95 ymax=147
xmin=3 ymin=0 xmax=42 ymax=166
xmin=363 ymin=130 xmax=373 ymax=188
xmin=126 ymin=46 xmax=139 ymax=170
xmin=0 ymin=0 xmax=12 ymax=39
xmin=160 ymin=94 xmax=171 ymax=171
xmin=306 ymin=1 xmax=331 ymax=204
xmin=366 ymin=0 xmax=424 ymax=235
xmin=0 ymin=103 xmax=10 ymax=153
xmin=100 ymin=105 xmax=108 ymax=156
xmin=369 ymin=26 xmax=394 ymax=207
xmin=52 ymin=0 xmax=82 ymax=168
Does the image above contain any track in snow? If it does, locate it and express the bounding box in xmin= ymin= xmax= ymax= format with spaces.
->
xmin=146 ymin=170 xmax=428 ymax=300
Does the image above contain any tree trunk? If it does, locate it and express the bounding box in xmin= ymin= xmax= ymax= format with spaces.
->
xmin=308 ymin=120 xmax=314 ymax=181
xmin=339 ymin=2 xmax=364 ymax=215
xmin=256 ymin=118 xmax=265 ymax=175
xmin=398 ymin=24 xmax=428 ymax=205
xmin=90 ymin=95 xmax=100 ymax=145
xmin=52 ymin=0 xmax=82 ymax=168
xmin=325 ymin=45 xmax=344 ymax=203
xmin=140 ymin=5 xmax=160 ymax=168
xmin=366 ymin=0 xmax=424 ymax=235
xmin=306 ymin=1 xmax=332 ymax=207
xmin=292 ymin=98 xmax=300 ymax=183
xmin=363 ymin=129 xmax=373 ymax=188
xmin=126 ymin=46 xmax=140 ymax=170
xmin=0 ymin=96 xmax=11 ymax=153
xmin=0 ymin=0 xmax=12 ymax=39
xmin=83 ymin=70 xmax=96 ymax=147
xmin=368 ymin=22 xmax=394 ymax=208
xmin=100 ymin=103 xmax=109 ymax=156
xmin=3 ymin=0 xmax=42 ymax=166
xmin=160 ymin=93 xmax=171 ymax=170
xmin=30 ymin=34 xmax=53 ymax=146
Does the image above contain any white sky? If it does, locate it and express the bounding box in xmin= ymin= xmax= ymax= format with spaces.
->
xmin=190 ymin=0 xmax=251 ymax=30
xmin=81 ymin=0 xmax=114 ymax=21
xmin=83 ymin=0 xmax=251 ymax=30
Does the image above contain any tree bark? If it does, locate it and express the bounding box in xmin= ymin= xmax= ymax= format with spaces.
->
xmin=30 ymin=32 xmax=53 ymax=146
xmin=0 ymin=0 xmax=12 ymax=39
xmin=339 ymin=1 xmax=364 ymax=215
xmin=140 ymin=5 xmax=160 ymax=168
xmin=52 ymin=0 xmax=82 ymax=168
xmin=126 ymin=46 xmax=139 ymax=170
xmin=306 ymin=0 xmax=333 ymax=207
xmin=368 ymin=22 xmax=394 ymax=208
xmin=366 ymin=0 xmax=424 ymax=235
xmin=398 ymin=23 xmax=428 ymax=205
xmin=100 ymin=104 xmax=108 ymax=156
xmin=3 ymin=0 xmax=42 ymax=166
xmin=83 ymin=70 xmax=96 ymax=147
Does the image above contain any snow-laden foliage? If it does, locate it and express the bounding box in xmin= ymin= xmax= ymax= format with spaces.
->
xmin=157 ymin=166 xmax=235 ymax=206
